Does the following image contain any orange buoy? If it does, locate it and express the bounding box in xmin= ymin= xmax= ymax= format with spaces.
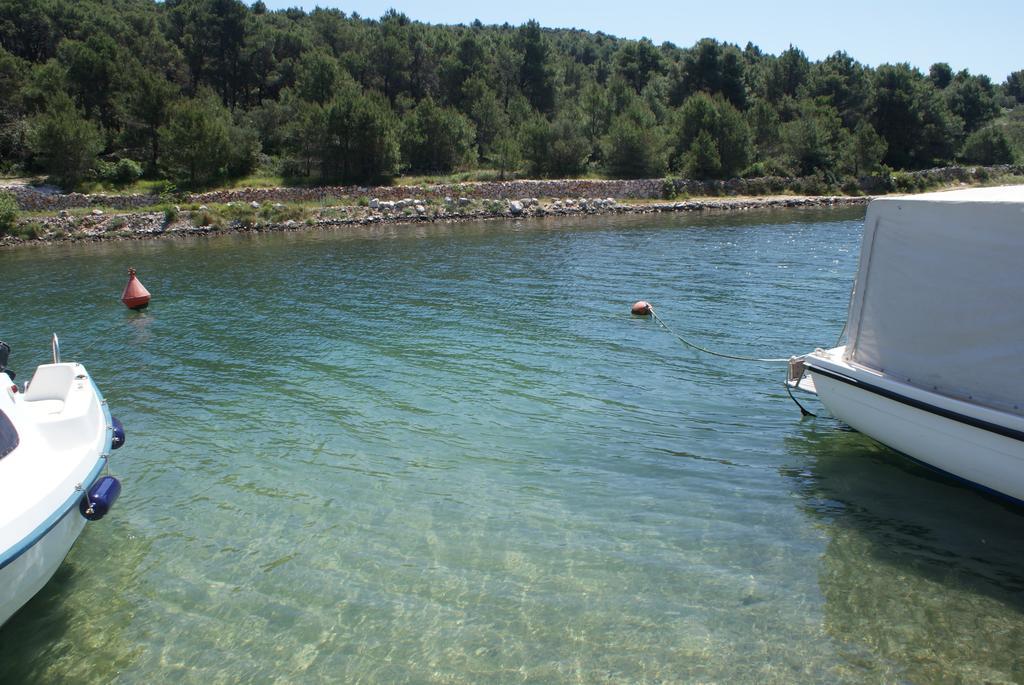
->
xmin=121 ymin=267 xmax=151 ymax=310
xmin=631 ymin=300 xmax=652 ymax=316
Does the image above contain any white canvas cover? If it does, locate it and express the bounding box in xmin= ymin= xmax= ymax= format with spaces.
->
xmin=845 ymin=185 xmax=1024 ymax=417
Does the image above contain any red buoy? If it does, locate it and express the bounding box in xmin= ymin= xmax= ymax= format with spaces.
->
xmin=121 ymin=267 xmax=151 ymax=310
xmin=631 ymin=300 xmax=652 ymax=316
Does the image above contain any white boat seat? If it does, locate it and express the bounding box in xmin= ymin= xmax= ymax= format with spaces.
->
xmin=20 ymin=364 xmax=102 ymax=450
xmin=23 ymin=364 xmax=77 ymax=403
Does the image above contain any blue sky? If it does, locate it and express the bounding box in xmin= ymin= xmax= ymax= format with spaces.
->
xmin=263 ymin=0 xmax=1021 ymax=81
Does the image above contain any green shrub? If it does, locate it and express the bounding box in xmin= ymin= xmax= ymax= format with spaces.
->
xmin=193 ymin=211 xmax=211 ymax=227
xmin=860 ymin=166 xmax=895 ymax=194
xmin=0 ymin=191 xmax=17 ymax=235
xmin=13 ymin=222 xmax=44 ymax=240
xmin=92 ymin=160 xmax=114 ymax=182
xmin=163 ymin=205 xmax=179 ymax=225
xmin=741 ymin=159 xmax=795 ymax=179
xmin=702 ymin=182 xmax=724 ymax=197
xmin=258 ymin=204 xmax=307 ymax=223
xmin=155 ymin=180 xmax=178 ymax=204
xmin=93 ymin=159 xmax=142 ymax=186
xmin=113 ymin=158 xmax=144 ymax=185
xmin=279 ymin=157 xmax=308 ymax=180
xmin=743 ymin=177 xmax=768 ymax=196
xmin=794 ymin=171 xmax=838 ymax=196
xmin=661 ymin=177 xmax=678 ymax=199
xmin=840 ymin=179 xmax=863 ymax=195
xmin=959 ymin=127 xmax=1017 ymax=166
xmin=192 ymin=209 xmax=223 ymax=228
xmin=220 ymin=203 xmax=257 ymax=226
xmin=891 ymin=171 xmax=921 ymax=193
xmin=740 ymin=162 xmax=768 ymax=179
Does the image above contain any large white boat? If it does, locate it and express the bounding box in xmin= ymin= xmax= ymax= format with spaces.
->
xmin=0 ymin=336 xmax=123 ymax=626
xmin=789 ymin=185 xmax=1024 ymax=503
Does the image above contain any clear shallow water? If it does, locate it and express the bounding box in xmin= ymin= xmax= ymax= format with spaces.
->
xmin=2 ymin=209 xmax=1024 ymax=683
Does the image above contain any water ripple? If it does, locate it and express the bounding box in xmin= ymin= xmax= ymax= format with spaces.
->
xmin=3 ymin=208 xmax=1024 ymax=683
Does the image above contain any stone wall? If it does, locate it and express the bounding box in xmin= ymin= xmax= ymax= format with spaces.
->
xmin=6 ymin=164 xmax=1022 ymax=211
xmin=5 ymin=187 xmax=158 ymax=211
xmin=7 ymin=178 xmax=682 ymax=210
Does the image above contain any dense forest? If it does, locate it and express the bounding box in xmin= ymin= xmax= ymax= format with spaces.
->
xmin=1 ymin=0 xmax=1022 ymax=190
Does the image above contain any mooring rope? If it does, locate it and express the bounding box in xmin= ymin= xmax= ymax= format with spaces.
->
xmin=647 ymin=307 xmax=791 ymax=364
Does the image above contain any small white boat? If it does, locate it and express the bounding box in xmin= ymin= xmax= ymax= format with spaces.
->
xmin=0 ymin=336 xmax=123 ymax=626
xmin=790 ymin=185 xmax=1024 ymax=503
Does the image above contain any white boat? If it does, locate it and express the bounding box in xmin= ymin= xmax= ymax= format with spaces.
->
xmin=789 ymin=185 xmax=1024 ymax=503
xmin=0 ymin=336 xmax=122 ymax=626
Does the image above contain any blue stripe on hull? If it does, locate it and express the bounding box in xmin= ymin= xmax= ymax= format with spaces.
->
xmin=805 ymin=363 xmax=1024 ymax=444
xmin=0 ymin=456 xmax=107 ymax=570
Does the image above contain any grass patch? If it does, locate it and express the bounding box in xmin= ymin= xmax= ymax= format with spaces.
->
xmin=218 ymin=204 xmax=257 ymax=226
xmin=977 ymin=171 xmax=1024 ymax=188
xmin=73 ymin=178 xmax=164 ymax=196
xmin=62 ymin=173 xmax=293 ymax=196
xmin=221 ymin=173 xmax=289 ymax=190
xmin=257 ymin=204 xmax=309 ymax=223
xmin=317 ymin=206 xmax=354 ymax=219
xmin=394 ymin=168 xmax=524 ymax=186
xmin=20 ymin=202 xmax=168 ymax=219
xmin=12 ymin=222 xmax=46 ymax=239
xmin=190 ymin=202 xmax=310 ymax=229
xmin=192 ymin=208 xmax=223 ymax=228
xmin=0 ymin=190 xmax=17 ymax=235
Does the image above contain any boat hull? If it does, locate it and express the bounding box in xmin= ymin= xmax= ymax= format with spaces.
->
xmin=0 ymin=361 xmax=114 ymax=627
xmin=808 ymin=365 xmax=1024 ymax=504
xmin=0 ymin=501 xmax=87 ymax=625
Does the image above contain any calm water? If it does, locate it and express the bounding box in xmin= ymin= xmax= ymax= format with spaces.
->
xmin=3 ymin=209 xmax=1024 ymax=683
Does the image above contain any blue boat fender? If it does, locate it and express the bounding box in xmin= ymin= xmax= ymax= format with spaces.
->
xmin=80 ymin=476 xmax=122 ymax=521
xmin=111 ymin=416 xmax=125 ymax=450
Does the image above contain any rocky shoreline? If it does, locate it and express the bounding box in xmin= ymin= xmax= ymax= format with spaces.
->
xmin=5 ymin=163 xmax=1020 ymax=213
xmin=0 ymin=194 xmax=869 ymax=247
xmin=4 ymin=176 xmax=832 ymax=211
